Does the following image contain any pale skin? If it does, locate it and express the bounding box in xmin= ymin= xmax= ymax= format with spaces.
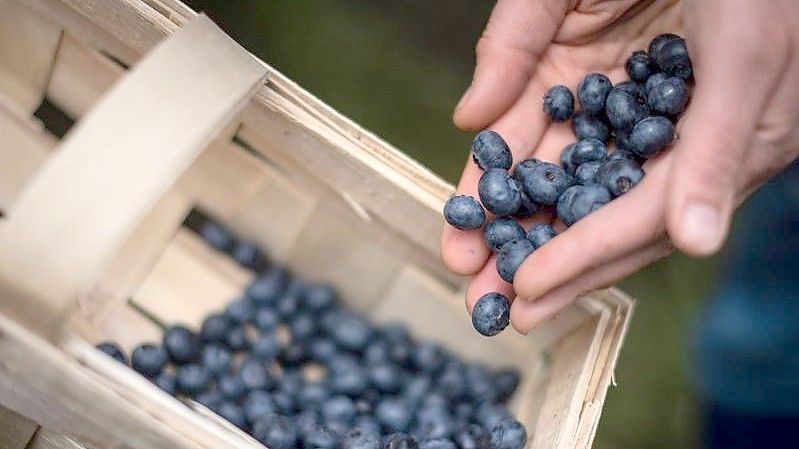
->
xmin=441 ymin=0 xmax=799 ymax=334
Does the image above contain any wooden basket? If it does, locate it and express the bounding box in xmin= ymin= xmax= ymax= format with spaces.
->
xmin=0 ymin=1 xmax=633 ymax=449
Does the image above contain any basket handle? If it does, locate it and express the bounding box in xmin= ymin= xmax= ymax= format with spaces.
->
xmin=0 ymin=14 xmax=268 ymax=339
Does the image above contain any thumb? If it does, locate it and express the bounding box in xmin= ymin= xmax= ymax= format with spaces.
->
xmin=667 ymin=2 xmax=786 ymax=256
xmin=453 ymin=0 xmax=567 ymax=131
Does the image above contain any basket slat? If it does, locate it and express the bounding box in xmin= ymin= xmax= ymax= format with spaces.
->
xmin=0 ymin=15 xmax=267 ymax=338
xmin=0 ymin=404 xmax=39 ymax=449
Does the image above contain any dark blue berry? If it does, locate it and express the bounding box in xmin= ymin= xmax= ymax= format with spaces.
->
xmin=289 ymin=312 xmax=317 ymax=342
xmin=419 ymin=438 xmax=457 ymax=449
xmin=477 ymin=404 xmax=511 ymax=430
xmin=605 ymin=88 xmax=648 ymax=130
xmin=163 ymin=325 xmax=200 ymax=364
xmin=330 ymin=361 xmax=368 ymax=397
xmin=322 ymin=395 xmax=357 ymax=426
xmin=246 ymin=268 xmax=289 ymax=306
xmin=196 ymin=390 xmax=223 ymax=410
xmin=483 ymin=218 xmax=526 ymax=252
xmin=560 ymin=143 xmax=578 ymax=175
xmin=175 ymin=364 xmax=210 ymax=396
xmin=201 ymin=344 xmax=232 ymax=377
xmin=272 ymin=390 xmax=296 ymax=415
xmin=199 ymin=220 xmax=234 ymax=252
xmin=577 ymin=73 xmax=612 ymax=115
xmin=648 ymin=33 xmax=681 ymax=62
xmin=416 ymin=407 xmax=456 ymax=439
xmin=310 ymin=338 xmax=338 ymax=363
xmin=478 ymin=169 xmax=522 ymax=216
xmin=644 ymin=72 xmax=668 ymax=96
xmin=304 ymin=283 xmax=337 ymax=311
xmin=254 ymin=307 xmax=280 ymax=332
xmin=496 ymin=239 xmax=534 ymax=283
xmin=376 ymin=397 xmax=413 ymax=433
xmin=493 ymin=369 xmax=521 ymax=403
xmin=655 ymin=37 xmax=692 ymax=80
xmin=443 ymin=195 xmax=486 ymax=231
xmin=355 ymin=416 xmax=383 ymax=438
xmin=253 ymin=413 xmax=299 ymax=449
xmin=364 ymin=339 xmax=391 ymax=365
xmin=231 ymin=240 xmax=267 ymax=272
xmin=200 ymin=313 xmax=231 ymax=343
xmin=96 ymin=342 xmax=127 ymax=364
xmin=295 ymin=409 xmax=322 ymax=435
xmin=598 ymin=158 xmax=645 ymax=197
xmin=517 ymin=162 xmax=575 ymax=206
xmin=252 ymin=332 xmax=283 ymax=360
xmin=572 ymin=111 xmax=610 ymax=143
xmin=412 ymin=343 xmax=447 ymax=374
xmin=526 ymin=224 xmax=557 ymax=248
xmin=384 ymin=433 xmax=420 ymax=449
xmin=513 ymin=191 xmax=538 ymax=219
xmin=543 ymin=85 xmax=574 ymax=122
xmin=369 ymin=362 xmax=404 ymax=394
xmin=615 ymin=80 xmax=646 ymax=101
xmin=244 ymin=390 xmax=277 ymax=425
xmin=647 ymin=76 xmax=689 ymax=116
xmin=280 ymin=340 xmax=310 ymax=367
xmin=304 ymin=424 xmax=340 ymax=449
xmin=225 ymin=325 xmax=250 ymax=351
xmin=471 ymin=130 xmax=513 ymax=171
xmin=225 ymin=297 xmax=255 ymax=325
xmin=625 ymin=51 xmax=655 ymax=82
xmin=629 ymin=116 xmax=674 ymax=158
xmin=512 ymin=158 xmax=539 ymax=180
xmin=131 ymin=343 xmax=168 ymax=377
xmin=455 ymin=424 xmax=491 ymax=449
xmin=556 ymin=185 xmax=612 ymax=226
xmin=437 ymin=362 xmax=467 ymax=400
xmin=571 ymin=138 xmax=608 ymax=166
xmin=331 ymin=312 xmax=373 ymax=352
xmin=218 ymin=373 xmax=248 ymax=401
xmin=298 ymin=381 xmax=330 ymax=408
xmin=217 ymin=402 xmax=247 ymax=429
xmin=575 ymin=160 xmax=603 ymax=185
xmin=467 ymin=366 xmax=498 ymax=403
xmin=239 ymin=358 xmax=274 ymax=391
xmin=402 ymin=376 xmax=433 ymax=406
xmin=276 ymin=293 xmax=301 ymax=319
xmin=489 ymin=419 xmax=527 ymax=449
xmin=614 ymin=128 xmax=636 ymax=154
xmin=154 ymin=372 xmax=177 ymax=395
xmin=342 ymin=428 xmax=381 ymax=449
xmin=471 ymin=293 xmax=511 ymax=337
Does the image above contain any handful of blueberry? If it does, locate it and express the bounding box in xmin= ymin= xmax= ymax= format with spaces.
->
xmin=96 ymin=216 xmax=527 ymax=449
xmin=444 ymin=34 xmax=692 ymax=337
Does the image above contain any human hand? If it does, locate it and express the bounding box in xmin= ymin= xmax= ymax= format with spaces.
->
xmin=441 ymin=0 xmax=799 ymax=334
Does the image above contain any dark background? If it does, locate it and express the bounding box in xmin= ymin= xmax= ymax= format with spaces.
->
xmin=186 ymin=1 xmax=718 ymax=447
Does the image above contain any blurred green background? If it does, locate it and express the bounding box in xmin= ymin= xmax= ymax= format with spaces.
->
xmin=187 ymin=1 xmax=718 ymax=448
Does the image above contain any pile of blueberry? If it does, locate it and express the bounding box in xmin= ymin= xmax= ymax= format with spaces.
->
xmin=97 ymin=216 xmax=527 ymax=449
xmin=444 ymin=34 xmax=693 ymax=337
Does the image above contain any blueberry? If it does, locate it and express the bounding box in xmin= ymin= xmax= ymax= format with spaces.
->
xmin=453 ymin=402 xmax=475 ymax=423
xmin=625 ymin=51 xmax=655 ymax=82
xmin=310 ymin=338 xmax=338 ymax=363
xmin=323 ymin=395 xmax=357 ymax=426
xmin=217 ymin=373 xmax=246 ymax=401
xmin=598 ymin=158 xmax=645 ymax=197
xmin=331 ymin=312 xmax=373 ymax=352
xmin=272 ymin=390 xmax=297 ymax=415
xmin=478 ymin=169 xmax=522 ymax=216
xmin=254 ymin=307 xmax=280 ymax=332
xmin=577 ymin=73 xmax=612 ymax=115
xmin=252 ymin=332 xmax=283 ymax=360
xmin=647 ymin=76 xmax=689 ymax=116
xmin=355 ymin=416 xmax=384 ymax=438
xmin=455 ymin=424 xmax=491 ymax=449
xmin=571 ymin=111 xmax=610 ymax=143
xmin=556 ymin=185 xmax=612 ymax=226
xmin=247 ymin=267 xmax=289 ymax=306
xmin=471 ymin=130 xmax=513 ymax=171
xmin=542 ymin=85 xmax=574 ymax=122
xmin=655 ymin=37 xmax=692 ymax=80
xmin=298 ymin=381 xmax=330 ymax=408
xmin=364 ymin=339 xmax=391 ymax=365
xmin=496 ymin=239 xmax=535 ymax=283
xmin=471 ymin=293 xmax=511 ymax=337
xmin=279 ymin=368 xmax=305 ymax=397
xmin=613 ymin=128 xmax=636 ymax=154
xmin=517 ymin=162 xmax=575 ymax=206
xmin=559 ymin=143 xmax=578 ymax=175
xmin=388 ymin=338 xmax=414 ymax=367
xmin=489 ymin=419 xmax=527 ymax=449
xmin=402 ymin=376 xmax=433 ymax=406
xmin=412 ymin=343 xmax=446 ymax=374
xmin=244 ymin=390 xmax=278 ymax=425
xmin=199 ymin=219 xmax=234 ymax=252
xmin=196 ymin=390 xmax=223 ymax=410
xmin=96 ymin=342 xmax=127 ymax=364
xmin=231 ymin=240 xmax=267 ymax=272
xmin=225 ymin=297 xmax=255 ymax=325
xmin=276 ymin=293 xmax=301 ymax=319
xmin=376 ymin=397 xmax=413 ymax=433
xmin=644 ymin=72 xmax=668 ymax=96
xmin=512 ymin=158 xmax=539 ymax=181
xmin=369 ymin=362 xmax=404 ymax=394
xmin=476 ymin=405 xmax=511 ymax=431
xmin=225 ymin=325 xmax=250 ymax=351
xmin=437 ymin=362 xmax=467 ymax=400
xmin=421 ymin=394 xmax=449 ymax=412
xmin=629 ymin=116 xmax=674 ymax=158
xmin=574 ymin=160 xmax=603 ymax=185
xmin=419 ymin=439 xmax=457 ymax=449
xmin=239 ymin=358 xmax=274 ymax=391
xmin=280 ymin=340 xmax=310 ymax=367
xmin=513 ymin=191 xmax=538 ymax=219
xmin=131 ymin=343 xmax=168 ymax=377
xmin=154 ymin=372 xmax=177 ymax=395
xmin=176 ymin=364 xmax=210 ymax=396
xmin=305 ymin=424 xmax=341 ymax=449
xmin=343 ymin=428 xmax=382 ymax=449
xmin=416 ymin=407 xmax=455 ymax=439
xmin=380 ymin=321 xmax=411 ymax=346
xmin=614 ymin=81 xmax=645 ymax=102
xmin=163 ymin=325 xmax=200 ymax=364
xmin=200 ymin=313 xmax=231 ymax=343
xmin=443 ymin=195 xmax=486 ymax=231
xmin=330 ymin=357 xmax=369 ymax=397
xmin=253 ymin=413 xmax=299 ymax=449
xmin=217 ymin=401 xmax=247 ymax=429
xmin=483 ymin=218 xmax=526 ymax=252
xmin=605 ymin=88 xmax=648 ymax=130
xmin=466 ymin=365 xmax=498 ymax=403
xmin=571 ymin=138 xmax=608 ymax=167
xmin=493 ymin=369 xmax=521 ymax=403
xmin=304 ymin=283 xmax=338 ymax=311
xmin=289 ymin=312 xmax=317 ymax=341
xmin=384 ymin=433 xmax=420 ymax=449
xmin=525 ymin=224 xmax=557 ymax=248
xmin=648 ymin=33 xmax=682 ymax=62
xmin=295 ymin=408 xmax=322 ymax=435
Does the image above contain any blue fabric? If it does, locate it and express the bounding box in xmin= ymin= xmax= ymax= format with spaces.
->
xmin=694 ymin=162 xmax=799 ymax=415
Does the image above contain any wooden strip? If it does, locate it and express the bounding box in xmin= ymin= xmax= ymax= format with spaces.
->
xmin=0 ymin=101 xmax=56 ymax=212
xmin=0 ymin=15 xmax=267 ymax=338
xmin=0 ymin=404 xmax=39 ymax=449
xmin=27 ymin=429 xmax=90 ymax=449
xmin=0 ymin=1 xmax=61 ymax=116
xmin=133 ymin=229 xmax=253 ymax=328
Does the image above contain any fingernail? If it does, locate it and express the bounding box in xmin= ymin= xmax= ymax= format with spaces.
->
xmin=456 ymin=84 xmax=474 ymax=111
xmin=680 ymin=202 xmax=723 ymax=253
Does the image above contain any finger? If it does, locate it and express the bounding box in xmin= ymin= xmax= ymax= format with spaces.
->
xmin=666 ymin=1 xmax=788 ymax=256
xmin=453 ymin=0 xmax=569 ymax=131
xmin=465 ymin=253 xmax=516 ymax=315
xmin=513 ymin=154 xmax=671 ymax=301
xmin=510 ymin=239 xmax=674 ymax=334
